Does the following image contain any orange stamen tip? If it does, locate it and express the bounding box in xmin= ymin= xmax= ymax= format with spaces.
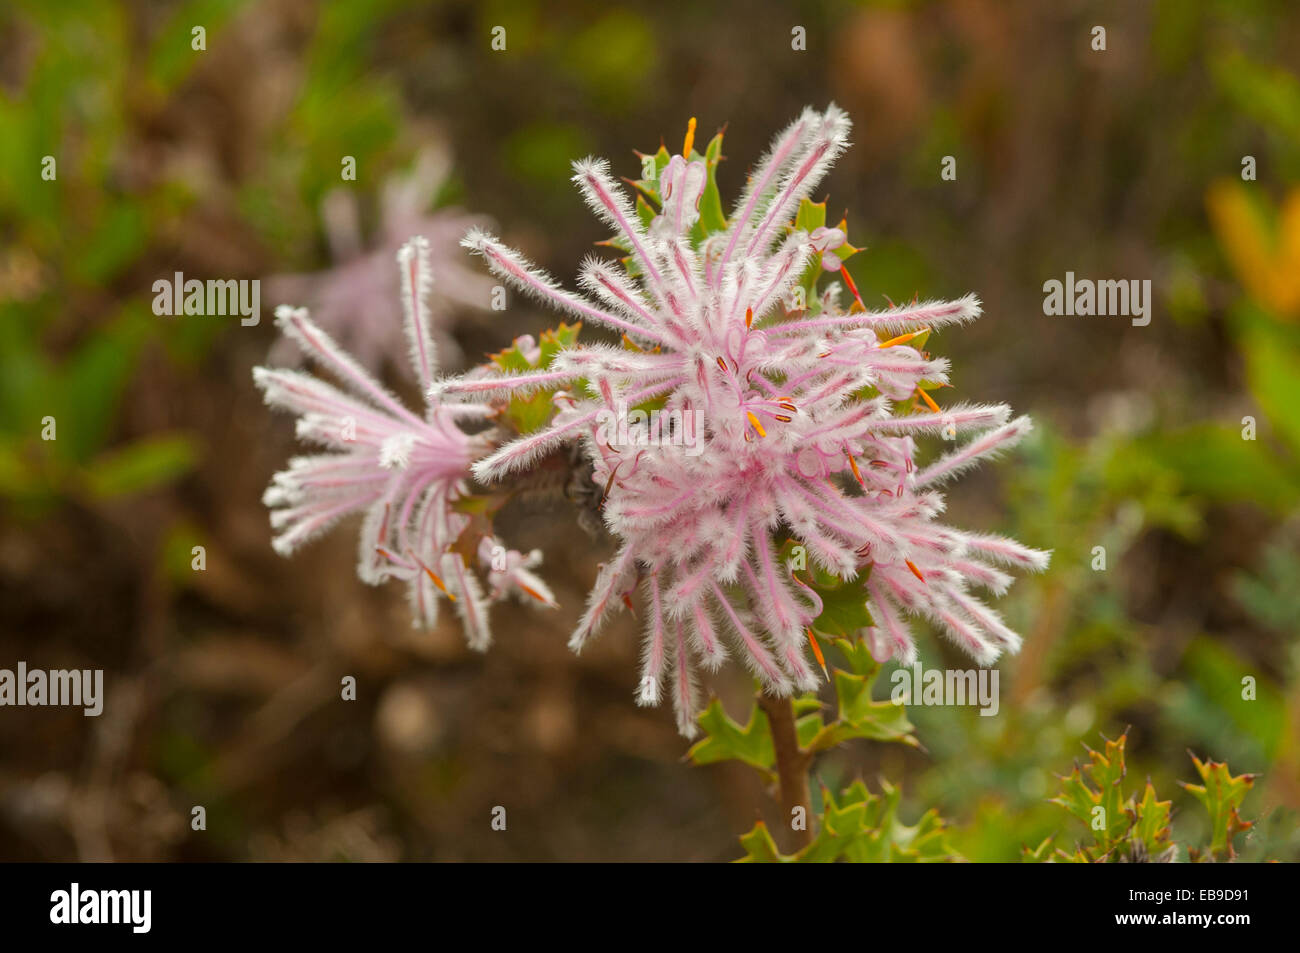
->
xmin=745 ymin=307 xmax=753 ymax=328
xmin=621 ymin=592 xmax=638 ymax=615
xmin=919 ymin=388 xmax=941 ymax=413
xmin=879 ymin=329 xmax=925 ymax=349
xmin=682 ymin=116 xmax=697 ymax=158
xmin=906 ymin=559 xmax=926 ymax=583
xmin=847 ymin=453 xmax=864 ymax=486
xmin=423 ymin=566 xmax=455 ymax=600
xmin=716 ymin=356 xmax=729 ymax=372
xmin=840 ymin=267 xmax=866 ymax=308
xmin=807 ymin=628 xmax=829 ymax=677
xmin=519 ymin=582 xmax=553 ymax=606
xmin=746 ymin=411 xmax=767 ymax=437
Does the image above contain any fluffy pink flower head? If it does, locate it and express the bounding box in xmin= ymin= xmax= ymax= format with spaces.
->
xmin=266 ymin=148 xmax=496 ymax=375
xmin=434 ymin=106 xmax=1049 ymax=734
xmin=255 ymin=237 xmax=549 ymax=648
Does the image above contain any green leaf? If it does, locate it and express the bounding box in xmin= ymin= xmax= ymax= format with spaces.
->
xmin=739 ymin=779 xmax=958 ymax=863
xmin=57 ymin=305 xmax=152 ymax=462
xmin=832 ymin=636 xmax=879 ymax=676
xmin=1129 ymin=781 xmax=1173 ymax=856
xmin=82 ymin=433 xmax=199 ymax=499
xmin=691 ymin=131 xmax=728 ymax=240
xmin=1116 ymin=423 xmax=1299 ymax=516
xmin=686 ymin=698 xmax=774 ymax=772
xmin=631 ymin=145 xmax=671 ymax=202
xmin=792 ymin=199 xmax=828 ymax=306
xmin=1237 ymin=307 xmax=1300 ymax=460
xmin=489 ymin=323 xmax=582 ymax=434
xmin=805 ymin=668 xmax=918 ymax=752
xmin=1212 ymin=50 xmax=1300 ymax=147
xmin=793 ymin=197 xmax=827 ymax=234
xmin=1048 ymin=731 xmax=1132 ymax=859
xmin=735 ymin=821 xmax=785 ymax=863
xmin=1181 ymin=754 xmax=1257 ymax=861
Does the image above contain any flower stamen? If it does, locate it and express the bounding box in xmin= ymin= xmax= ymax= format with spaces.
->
xmin=878 ymin=328 xmax=928 ymax=349
xmin=807 ymin=628 xmax=829 ymax=679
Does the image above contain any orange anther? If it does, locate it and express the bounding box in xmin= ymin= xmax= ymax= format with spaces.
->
xmin=807 ymin=628 xmax=828 ymax=679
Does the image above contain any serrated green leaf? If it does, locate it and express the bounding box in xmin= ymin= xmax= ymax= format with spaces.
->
xmin=735 ymin=821 xmax=786 ymax=863
xmin=1130 ymin=780 xmax=1173 ymax=854
xmin=741 ymin=778 xmax=958 ymax=863
xmin=489 ymin=323 xmax=581 ymax=434
xmin=686 ymin=698 xmax=774 ymax=771
xmin=1181 ymin=754 xmax=1257 ymax=860
xmin=805 ymin=669 xmax=918 ymax=752
xmin=832 ymin=636 xmax=879 ymax=676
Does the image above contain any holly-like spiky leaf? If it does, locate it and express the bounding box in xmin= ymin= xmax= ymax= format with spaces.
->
xmin=833 ymin=635 xmax=879 ymax=676
xmin=488 ymin=323 xmax=582 ymax=434
xmin=1181 ymin=754 xmax=1257 ymax=861
xmin=790 ymin=641 xmax=918 ymax=753
xmin=1049 ymin=731 xmax=1133 ymax=860
xmin=737 ymin=779 xmax=958 ymax=863
xmin=736 ymin=821 xmax=785 ymax=863
xmin=632 ymin=144 xmax=672 ymax=202
xmin=1022 ymin=836 xmax=1055 ymax=863
xmin=803 ymin=668 xmax=919 ymax=753
xmin=1039 ymin=731 xmax=1259 ymax=863
xmin=687 ymin=698 xmax=774 ymax=773
xmin=1128 ymin=780 xmax=1174 ymax=857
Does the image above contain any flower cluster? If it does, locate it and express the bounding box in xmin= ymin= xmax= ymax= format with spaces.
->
xmin=266 ymin=148 xmax=496 ymax=375
xmin=254 ymin=237 xmax=553 ymax=649
xmin=434 ymin=106 xmax=1049 ymax=734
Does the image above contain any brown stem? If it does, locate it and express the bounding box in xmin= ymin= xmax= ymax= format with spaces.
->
xmin=759 ymin=692 xmax=813 ymax=850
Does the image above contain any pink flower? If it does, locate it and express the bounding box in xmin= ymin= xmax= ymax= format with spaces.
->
xmin=477 ymin=537 xmax=558 ymax=608
xmin=255 ymin=237 xmax=544 ymax=648
xmin=434 ymin=106 xmax=1049 ymax=733
xmin=266 ymin=148 xmax=497 ymax=375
